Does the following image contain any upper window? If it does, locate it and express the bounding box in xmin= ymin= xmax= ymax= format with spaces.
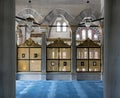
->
xmin=57 ymin=22 xmax=61 ymax=32
xmin=56 ymin=17 xmax=67 ymax=32
xmin=49 ymin=16 xmax=72 ymax=38
xmin=94 ymin=34 xmax=98 ymax=40
xmin=82 ymin=29 xmax=86 ymax=40
xmin=88 ymin=29 xmax=92 ymax=39
xmin=62 ymin=22 xmax=67 ymax=32
xmin=76 ymin=34 xmax=80 ymax=39
xmin=76 ymin=27 xmax=100 ymax=41
xmin=56 ymin=21 xmax=67 ymax=32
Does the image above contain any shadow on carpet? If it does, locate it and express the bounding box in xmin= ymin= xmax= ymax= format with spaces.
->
xmin=16 ymin=80 xmax=103 ymax=98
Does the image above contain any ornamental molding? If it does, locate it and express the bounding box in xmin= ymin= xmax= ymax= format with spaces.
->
xmin=47 ymin=38 xmax=70 ymax=47
xmin=18 ymin=38 xmax=40 ymax=47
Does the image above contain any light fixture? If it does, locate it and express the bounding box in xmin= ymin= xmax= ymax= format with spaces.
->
xmin=86 ymin=0 xmax=90 ymax=3
xmin=28 ymin=0 xmax=31 ymax=3
xmin=77 ymin=68 xmax=80 ymax=71
xmin=82 ymin=68 xmax=86 ymax=71
xmin=23 ymin=66 xmax=27 ymax=70
xmin=94 ymin=34 xmax=98 ymax=40
xmin=94 ymin=68 xmax=97 ymax=71
xmin=76 ymin=34 xmax=80 ymax=39
xmin=89 ymin=68 xmax=92 ymax=71
xmin=31 ymin=60 xmax=34 ymax=63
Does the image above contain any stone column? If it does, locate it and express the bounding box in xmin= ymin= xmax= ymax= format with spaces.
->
xmin=104 ymin=0 xmax=120 ymax=98
xmin=41 ymin=32 xmax=46 ymax=80
xmin=100 ymin=0 xmax=104 ymax=81
xmin=0 ymin=0 xmax=15 ymax=98
xmin=71 ymin=30 xmax=77 ymax=80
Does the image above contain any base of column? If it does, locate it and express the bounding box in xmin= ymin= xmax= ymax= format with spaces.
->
xmin=71 ymin=73 xmax=77 ymax=80
xmin=41 ymin=75 xmax=46 ymax=80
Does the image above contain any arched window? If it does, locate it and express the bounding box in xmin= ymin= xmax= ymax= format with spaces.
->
xmin=56 ymin=21 xmax=67 ymax=32
xmin=88 ymin=29 xmax=92 ymax=39
xmin=94 ymin=34 xmax=98 ymax=40
xmin=57 ymin=22 xmax=61 ymax=32
xmin=82 ymin=29 xmax=86 ymax=40
xmin=62 ymin=22 xmax=67 ymax=32
xmin=76 ymin=27 xmax=101 ymax=41
xmin=76 ymin=34 xmax=80 ymax=39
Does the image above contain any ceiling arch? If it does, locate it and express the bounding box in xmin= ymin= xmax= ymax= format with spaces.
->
xmin=16 ymin=8 xmax=43 ymax=23
xmin=74 ymin=8 xmax=100 ymax=25
xmin=43 ymin=8 xmax=74 ymax=25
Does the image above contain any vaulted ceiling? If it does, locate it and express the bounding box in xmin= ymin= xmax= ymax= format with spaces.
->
xmin=16 ymin=0 xmax=103 ymax=17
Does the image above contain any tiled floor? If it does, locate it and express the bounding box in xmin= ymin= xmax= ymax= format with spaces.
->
xmin=16 ymin=80 xmax=103 ymax=98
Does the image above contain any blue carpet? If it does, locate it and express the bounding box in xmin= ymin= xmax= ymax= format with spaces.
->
xmin=16 ymin=80 xmax=103 ymax=98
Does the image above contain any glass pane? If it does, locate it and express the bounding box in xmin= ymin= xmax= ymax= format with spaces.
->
xmin=88 ymin=29 xmax=92 ymax=39
xmin=18 ymin=48 xmax=29 ymax=59
xmin=82 ymin=29 xmax=86 ymax=40
xmin=77 ymin=48 xmax=88 ymax=59
xmin=89 ymin=48 xmax=100 ymax=59
xmin=94 ymin=51 xmax=98 ymax=59
xmin=89 ymin=60 xmax=101 ymax=71
xmin=57 ymin=22 xmax=61 ymax=32
xmin=59 ymin=48 xmax=71 ymax=59
xmin=94 ymin=34 xmax=98 ymax=40
xmin=30 ymin=60 xmax=41 ymax=71
xmin=47 ymin=60 xmax=59 ymax=71
xmin=47 ymin=48 xmax=58 ymax=59
xmin=89 ymin=51 xmax=93 ymax=59
xmin=59 ymin=60 xmax=71 ymax=71
xmin=18 ymin=60 xmax=29 ymax=72
xmin=89 ymin=48 xmax=94 ymax=59
xmin=76 ymin=60 xmax=88 ymax=72
xmin=62 ymin=22 xmax=67 ymax=32
xmin=77 ymin=48 xmax=81 ymax=59
xmin=84 ymin=51 xmax=88 ymax=59
xmin=30 ymin=48 xmax=41 ymax=59
xmin=76 ymin=34 xmax=80 ymax=39
xmin=94 ymin=48 xmax=100 ymax=59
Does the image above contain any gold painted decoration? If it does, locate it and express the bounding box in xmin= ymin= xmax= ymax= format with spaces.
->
xmin=78 ymin=38 xmax=100 ymax=47
xmin=18 ymin=38 xmax=40 ymax=47
xmin=47 ymin=38 xmax=70 ymax=47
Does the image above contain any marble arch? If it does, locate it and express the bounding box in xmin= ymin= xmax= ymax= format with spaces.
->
xmin=16 ymin=8 xmax=43 ymax=23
